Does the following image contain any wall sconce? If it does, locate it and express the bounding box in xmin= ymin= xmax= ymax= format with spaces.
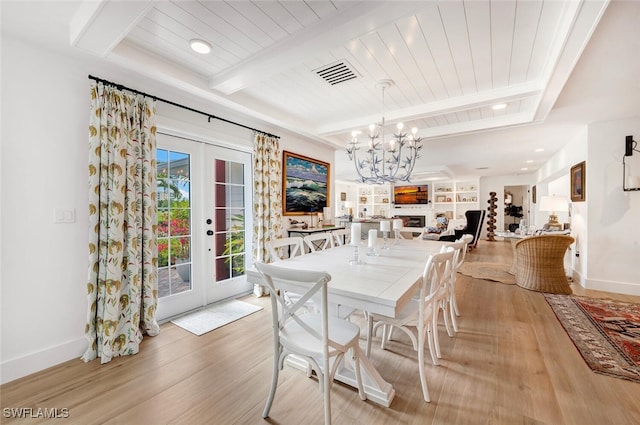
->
xmin=623 ymin=135 xmax=640 ymax=191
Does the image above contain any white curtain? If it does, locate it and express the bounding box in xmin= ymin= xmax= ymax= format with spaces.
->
xmin=252 ymin=133 xmax=282 ymax=263
xmin=83 ymin=82 xmax=160 ymax=363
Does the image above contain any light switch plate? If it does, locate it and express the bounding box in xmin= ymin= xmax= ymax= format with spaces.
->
xmin=54 ymin=208 xmax=76 ymax=223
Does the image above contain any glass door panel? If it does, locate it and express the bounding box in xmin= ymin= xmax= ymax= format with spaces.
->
xmin=157 ymin=149 xmax=192 ymax=298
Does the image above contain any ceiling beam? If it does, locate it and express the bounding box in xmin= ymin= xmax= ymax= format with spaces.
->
xmin=69 ymin=0 xmax=153 ymax=56
xmin=316 ymin=82 xmax=542 ymax=136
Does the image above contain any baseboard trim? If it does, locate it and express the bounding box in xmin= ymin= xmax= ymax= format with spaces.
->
xmin=1 ymin=337 xmax=86 ymax=385
xmin=584 ymin=278 xmax=640 ymax=296
xmin=572 ymin=270 xmax=640 ymax=296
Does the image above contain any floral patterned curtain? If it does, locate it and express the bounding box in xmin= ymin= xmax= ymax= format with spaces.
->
xmin=83 ymin=82 xmax=160 ymax=363
xmin=252 ymin=133 xmax=282 ymax=263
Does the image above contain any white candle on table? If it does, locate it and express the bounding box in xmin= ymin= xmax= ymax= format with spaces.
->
xmin=368 ymin=229 xmax=378 ymax=248
xmin=350 ymin=223 xmax=361 ymax=245
xmin=626 ymin=176 xmax=640 ymax=189
xmin=393 ymin=219 xmax=403 ymax=230
xmin=380 ymin=220 xmax=391 ymax=232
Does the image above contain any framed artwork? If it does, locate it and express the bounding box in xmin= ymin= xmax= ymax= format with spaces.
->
xmin=282 ymin=151 xmax=330 ymax=215
xmin=570 ymin=161 xmax=586 ymax=202
xmin=571 ymin=161 xmax=586 ymax=202
xmin=532 ymin=185 xmax=536 ymax=204
xmin=340 ymin=192 xmax=347 ymax=201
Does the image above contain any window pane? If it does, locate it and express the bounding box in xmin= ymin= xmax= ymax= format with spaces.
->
xmin=216 ymin=257 xmax=230 ymax=281
xmin=171 ymin=210 xmax=190 ymax=236
xmin=214 ymin=184 xmax=243 ymax=208
xmin=169 ymin=151 xmax=190 ymax=179
xmin=215 ymin=160 xmax=243 ymax=185
xmin=227 ymin=210 xmax=244 ymax=231
xmin=231 ymin=254 xmax=244 ymax=277
xmin=158 ymin=237 xmax=169 ymax=267
xmin=158 ymin=210 xmax=169 ymax=237
xmin=170 ymin=236 xmax=190 ymax=263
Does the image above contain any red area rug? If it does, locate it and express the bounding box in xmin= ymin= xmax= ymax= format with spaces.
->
xmin=545 ymin=294 xmax=640 ymax=383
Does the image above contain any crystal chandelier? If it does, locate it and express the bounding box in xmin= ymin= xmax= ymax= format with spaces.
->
xmin=346 ymin=79 xmax=423 ymax=184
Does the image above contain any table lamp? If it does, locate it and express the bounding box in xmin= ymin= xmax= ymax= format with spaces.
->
xmin=539 ymin=195 xmax=568 ymax=231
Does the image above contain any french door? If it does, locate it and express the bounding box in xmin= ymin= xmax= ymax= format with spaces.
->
xmin=156 ymin=132 xmax=253 ymax=321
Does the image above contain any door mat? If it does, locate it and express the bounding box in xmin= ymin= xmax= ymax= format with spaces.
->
xmin=171 ymin=299 xmax=263 ymax=336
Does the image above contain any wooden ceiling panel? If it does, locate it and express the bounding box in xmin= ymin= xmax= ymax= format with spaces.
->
xmin=490 ymin=0 xmax=517 ymax=88
xmin=438 ymin=1 xmax=477 ymax=95
xmin=509 ymin=0 xmax=544 ymax=85
xmin=415 ymin=5 xmax=463 ymax=99
xmin=168 ymin=1 xmax=262 ymax=56
xmin=465 ymin=1 xmax=492 ymax=92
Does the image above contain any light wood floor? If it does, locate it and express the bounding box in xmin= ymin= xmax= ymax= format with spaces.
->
xmin=2 ymin=241 xmax=639 ymax=425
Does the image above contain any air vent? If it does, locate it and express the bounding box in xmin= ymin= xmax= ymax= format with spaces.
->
xmin=313 ymin=60 xmax=359 ymax=85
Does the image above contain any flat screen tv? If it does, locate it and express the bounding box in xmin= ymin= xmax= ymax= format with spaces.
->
xmin=394 ymin=185 xmax=429 ymax=205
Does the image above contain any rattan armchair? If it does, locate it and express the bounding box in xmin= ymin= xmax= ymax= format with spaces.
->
xmin=514 ymin=234 xmax=575 ymax=294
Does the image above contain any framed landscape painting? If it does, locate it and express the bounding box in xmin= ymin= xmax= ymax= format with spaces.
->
xmin=282 ymin=151 xmax=330 ymax=215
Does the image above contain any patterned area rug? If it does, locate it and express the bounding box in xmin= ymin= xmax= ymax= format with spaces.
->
xmin=545 ymin=294 xmax=640 ymax=383
xmin=458 ymin=262 xmax=516 ymax=284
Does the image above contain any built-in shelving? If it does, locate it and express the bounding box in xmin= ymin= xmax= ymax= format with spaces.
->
xmin=433 ymin=180 xmax=479 ymax=220
xmin=356 ymin=185 xmax=392 ymax=218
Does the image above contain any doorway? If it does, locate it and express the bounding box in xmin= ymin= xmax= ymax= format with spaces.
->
xmin=504 ymin=185 xmax=530 ymax=232
xmin=156 ymin=132 xmax=253 ymax=321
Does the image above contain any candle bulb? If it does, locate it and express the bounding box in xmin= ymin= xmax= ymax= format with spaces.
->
xmin=350 ymin=223 xmax=361 ymax=246
xmin=368 ymin=229 xmax=377 ymax=248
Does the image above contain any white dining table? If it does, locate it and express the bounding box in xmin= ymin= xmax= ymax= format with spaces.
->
xmin=246 ymin=237 xmax=450 ymax=407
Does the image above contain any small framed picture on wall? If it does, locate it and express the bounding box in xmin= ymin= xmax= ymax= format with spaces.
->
xmin=570 ymin=161 xmax=586 ymax=202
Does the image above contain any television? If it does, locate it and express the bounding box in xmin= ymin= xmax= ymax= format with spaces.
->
xmin=393 ymin=184 xmax=429 ymax=205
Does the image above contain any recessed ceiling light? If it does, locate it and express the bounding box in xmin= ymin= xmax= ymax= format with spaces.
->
xmin=535 ymin=148 xmax=544 ymax=152
xmin=190 ymin=39 xmax=211 ymax=54
xmin=492 ymin=103 xmax=507 ymax=110
xmin=521 ymin=167 xmax=529 ymax=171
xmin=526 ymin=160 xmax=534 ymax=163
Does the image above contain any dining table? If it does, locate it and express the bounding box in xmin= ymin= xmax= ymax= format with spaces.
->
xmin=246 ymin=237 xmax=450 ymax=407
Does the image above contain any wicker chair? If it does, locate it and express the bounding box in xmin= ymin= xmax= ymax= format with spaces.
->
xmin=514 ymin=235 xmax=575 ymax=294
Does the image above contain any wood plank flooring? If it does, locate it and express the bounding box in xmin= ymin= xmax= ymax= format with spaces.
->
xmin=2 ymin=240 xmax=639 ymax=424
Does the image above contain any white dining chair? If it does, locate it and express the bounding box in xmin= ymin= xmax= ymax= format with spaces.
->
xmin=442 ymin=240 xmax=466 ymax=333
xmin=255 ymin=262 xmax=366 ymax=425
xmin=303 ymin=232 xmax=334 ymax=252
xmin=331 ymin=228 xmax=351 ymax=246
xmin=365 ymin=250 xmax=455 ymax=402
xmin=266 ymin=237 xmax=305 ymax=262
xmin=451 ymin=234 xmax=473 ymax=319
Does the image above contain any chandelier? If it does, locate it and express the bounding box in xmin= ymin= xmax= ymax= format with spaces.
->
xmin=346 ymin=79 xmax=423 ymax=184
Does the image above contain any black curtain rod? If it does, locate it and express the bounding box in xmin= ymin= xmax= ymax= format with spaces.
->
xmin=88 ymin=75 xmax=280 ymax=139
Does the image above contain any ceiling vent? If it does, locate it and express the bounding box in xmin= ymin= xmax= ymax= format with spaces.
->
xmin=314 ymin=60 xmax=359 ymax=85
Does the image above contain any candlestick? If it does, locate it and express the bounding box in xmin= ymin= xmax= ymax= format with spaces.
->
xmin=367 ymin=229 xmax=379 ymax=256
xmin=379 ymin=220 xmax=390 ymax=250
xmin=393 ymin=219 xmax=403 ymax=245
xmin=350 ymin=223 xmax=361 ymax=246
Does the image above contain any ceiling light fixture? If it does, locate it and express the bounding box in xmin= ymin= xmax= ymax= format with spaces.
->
xmin=346 ymin=79 xmax=423 ymax=184
xmin=189 ymin=39 xmax=211 ymax=54
xmin=492 ymin=103 xmax=507 ymax=110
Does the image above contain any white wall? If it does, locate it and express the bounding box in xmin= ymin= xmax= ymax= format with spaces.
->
xmin=0 ymin=35 xmax=330 ymax=383
xmin=586 ymin=118 xmax=640 ymax=294
xmin=532 ymin=118 xmax=640 ymax=295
